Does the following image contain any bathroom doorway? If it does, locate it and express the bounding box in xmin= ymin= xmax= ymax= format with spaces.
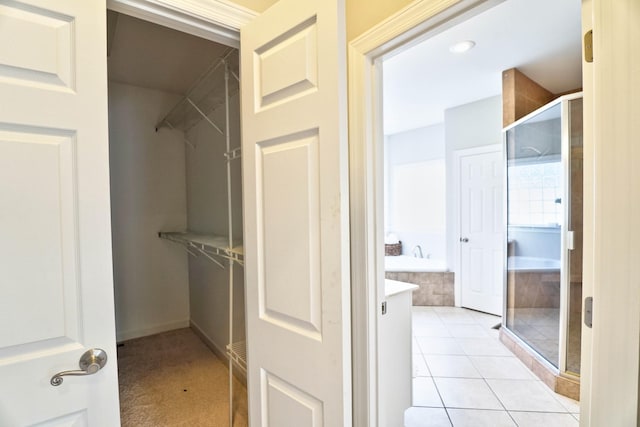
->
xmin=362 ymin=0 xmax=584 ymax=424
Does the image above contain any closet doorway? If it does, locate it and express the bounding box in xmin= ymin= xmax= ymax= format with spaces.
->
xmin=106 ymin=11 xmax=246 ymax=426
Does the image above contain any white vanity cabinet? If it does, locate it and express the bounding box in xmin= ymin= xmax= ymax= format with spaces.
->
xmin=379 ymin=279 xmax=418 ymax=426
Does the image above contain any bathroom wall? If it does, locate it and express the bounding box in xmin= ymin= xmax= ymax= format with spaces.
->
xmin=385 ymin=123 xmax=446 ymax=260
xmin=444 ymin=95 xmax=503 ymax=267
xmin=186 ymin=92 xmax=245 ymax=356
xmin=108 ymin=82 xmax=190 ymax=341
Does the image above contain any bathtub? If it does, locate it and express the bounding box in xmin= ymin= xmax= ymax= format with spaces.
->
xmin=507 ymin=256 xmax=560 ymax=272
xmin=384 ymin=255 xmax=448 ymax=272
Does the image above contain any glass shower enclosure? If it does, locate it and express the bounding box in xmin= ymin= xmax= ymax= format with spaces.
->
xmin=504 ymin=93 xmax=583 ymax=378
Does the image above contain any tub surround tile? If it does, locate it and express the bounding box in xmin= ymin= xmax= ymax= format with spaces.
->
xmin=442 ymin=292 xmax=455 ymax=306
xmin=385 ymin=271 xmax=455 ymax=306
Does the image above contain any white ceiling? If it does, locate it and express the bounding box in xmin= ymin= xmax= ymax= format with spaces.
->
xmin=382 ymin=0 xmax=582 ymax=135
xmin=107 ymin=12 xmax=232 ymax=95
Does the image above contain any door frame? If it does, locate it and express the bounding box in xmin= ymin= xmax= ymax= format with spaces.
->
xmin=106 ymin=0 xmax=256 ymax=46
xmin=348 ymin=1 xmax=505 ymax=424
xmin=452 ymin=144 xmax=502 ymax=311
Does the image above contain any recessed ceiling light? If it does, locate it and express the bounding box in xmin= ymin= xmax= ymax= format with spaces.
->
xmin=449 ymin=40 xmax=476 ymax=53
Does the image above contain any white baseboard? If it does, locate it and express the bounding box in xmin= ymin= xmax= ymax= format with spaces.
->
xmin=190 ymin=319 xmax=226 ymax=358
xmin=190 ymin=319 xmax=247 ymax=385
xmin=116 ymin=319 xmax=190 ymax=342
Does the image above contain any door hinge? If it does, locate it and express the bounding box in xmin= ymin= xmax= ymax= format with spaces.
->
xmin=584 ymin=30 xmax=593 ymax=63
xmin=584 ymin=296 xmax=593 ymax=328
xmin=381 ymin=301 xmax=387 ymax=315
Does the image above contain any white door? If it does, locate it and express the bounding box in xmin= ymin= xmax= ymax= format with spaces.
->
xmin=0 ymin=1 xmax=120 ymax=425
xmin=582 ymin=0 xmax=640 ymax=424
xmin=458 ymin=146 xmax=503 ymax=315
xmin=241 ymin=0 xmax=351 ymax=425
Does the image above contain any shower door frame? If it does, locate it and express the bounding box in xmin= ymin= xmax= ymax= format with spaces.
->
xmin=502 ymin=91 xmax=583 ymax=378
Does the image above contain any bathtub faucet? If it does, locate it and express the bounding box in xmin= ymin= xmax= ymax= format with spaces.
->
xmin=412 ymin=245 xmax=424 ymax=258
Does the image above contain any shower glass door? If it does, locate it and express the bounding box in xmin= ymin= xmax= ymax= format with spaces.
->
xmin=504 ymin=94 xmax=583 ymax=375
xmin=505 ymin=102 xmax=563 ymax=368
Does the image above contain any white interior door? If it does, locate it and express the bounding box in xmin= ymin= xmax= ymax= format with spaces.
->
xmin=458 ymin=146 xmax=503 ymax=316
xmin=0 ymin=1 xmax=120 ymax=425
xmin=241 ymin=0 xmax=351 ymax=425
xmin=582 ymin=0 xmax=640 ymax=424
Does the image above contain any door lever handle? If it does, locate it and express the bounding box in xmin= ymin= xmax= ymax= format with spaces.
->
xmin=460 ymin=237 xmax=469 ymax=243
xmin=50 ymin=348 xmax=107 ymax=386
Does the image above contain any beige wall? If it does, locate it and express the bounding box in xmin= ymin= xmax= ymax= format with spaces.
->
xmin=346 ymin=0 xmax=414 ymax=41
xmin=231 ymin=0 xmax=276 ymax=13
xmin=232 ymin=0 xmax=414 ymax=42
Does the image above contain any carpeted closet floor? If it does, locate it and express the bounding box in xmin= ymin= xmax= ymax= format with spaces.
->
xmin=118 ymin=328 xmax=248 ymax=427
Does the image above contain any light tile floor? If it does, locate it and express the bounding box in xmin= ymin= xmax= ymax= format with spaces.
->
xmin=405 ymin=306 xmax=580 ymax=427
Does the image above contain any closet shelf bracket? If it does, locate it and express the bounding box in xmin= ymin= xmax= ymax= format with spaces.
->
xmin=186 ymin=97 xmax=224 ymax=136
xmin=158 ymin=231 xmax=243 ymax=268
xmin=224 ymin=147 xmax=242 ymax=162
xmin=226 ymin=341 xmax=246 ymax=374
xmin=154 ymin=49 xmax=239 ymax=136
xmin=161 ymin=120 xmax=196 ymax=149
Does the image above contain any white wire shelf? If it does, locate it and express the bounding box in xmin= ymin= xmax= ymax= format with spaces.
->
xmin=155 ymin=49 xmax=239 ymax=134
xmin=158 ymin=231 xmax=243 ymax=267
xmin=226 ymin=341 xmax=247 ymax=374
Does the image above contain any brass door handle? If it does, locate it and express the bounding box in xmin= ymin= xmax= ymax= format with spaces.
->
xmin=50 ymin=348 xmax=107 ymax=386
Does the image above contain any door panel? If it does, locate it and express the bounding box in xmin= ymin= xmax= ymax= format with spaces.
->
xmin=459 ymin=148 xmax=503 ymax=315
xmin=0 ymin=127 xmax=79 ymax=349
xmin=585 ymin=0 xmax=640 ymax=423
xmin=241 ymin=0 xmax=351 ymax=425
xmin=0 ymin=1 xmax=119 ymax=425
xmin=0 ymin=2 xmax=74 ymax=90
xmin=259 ymin=131 xmax=322 ymax=337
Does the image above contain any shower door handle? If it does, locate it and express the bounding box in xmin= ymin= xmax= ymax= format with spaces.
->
xmin=460 ymin=237 xmax=469 ymax=243
xmin=50 ymin=348 xmax=108 ymax=386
